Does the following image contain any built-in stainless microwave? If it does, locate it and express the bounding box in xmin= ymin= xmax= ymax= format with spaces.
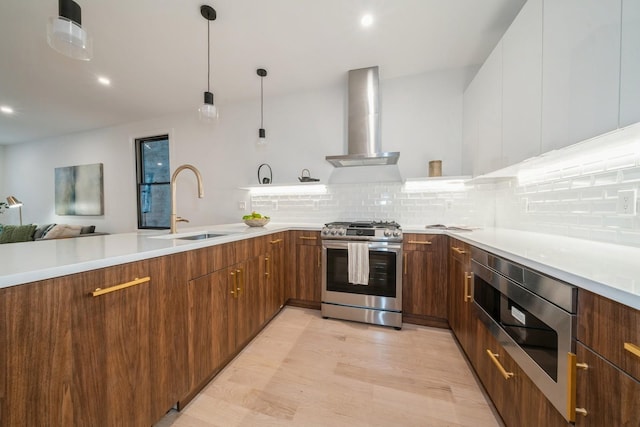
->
xmin=471 ymin=248 xmax=578 ymax=422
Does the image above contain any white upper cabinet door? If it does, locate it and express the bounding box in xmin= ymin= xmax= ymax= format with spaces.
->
xmin=502 ymin=0 xmax=543 ymax=165
xmin=462 ymin=74 xmax=480 ymax=176
xmin=474 ymin=41 xmax=503 ymax=176
xmin=541 ymin=0 xmax=622 ymax=153
xmin=620 ymin=0 xmax=640 ymax=127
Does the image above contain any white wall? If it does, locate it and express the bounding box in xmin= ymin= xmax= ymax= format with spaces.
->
xmin=2 ymin=68 xmax=467 ymax=233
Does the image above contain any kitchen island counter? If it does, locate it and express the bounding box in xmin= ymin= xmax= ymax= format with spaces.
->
xmin=0 ymin=223 xmax=320 ymax=289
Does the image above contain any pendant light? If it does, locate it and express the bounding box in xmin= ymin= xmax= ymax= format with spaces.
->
xmin=199 ymin=5 xmax=218 ymax=121
xmin=257 ymin=68 xmax=268 ymax=145
xmin=47 ymin=0 xmax=92 ymax=61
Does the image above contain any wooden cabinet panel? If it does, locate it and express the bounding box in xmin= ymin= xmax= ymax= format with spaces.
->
xmin=448 ymin=238 xmax=475 ymax=358
xmin=295 ymin=244 xmax=322 ymax=303
xmin=575 ymin=341 xmax=640 ymax=426
xmin=187 ymin=267 xmax=230 ymax=392
xmin=267 ymin=232 xmax=286 ymax=314
xmin=402 ymin=234 xmax=447 ymax=326
xmin=149 ymin=253 xmax=189 ymax=421
xmin=473 ymin=320 xmax=567 ymax=427
xmin=0 ymin=279 xmax=73 ymax=427
xmin=71 ymin=261 xmax=152 ymax=427
xmin=577 ymin=290 xmax=640 ymax=382
xmin=288 ymin=231 xmax=322 ymax=307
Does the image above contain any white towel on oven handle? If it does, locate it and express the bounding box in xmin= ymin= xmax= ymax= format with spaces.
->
xmin=348 ymin=242 xmax=369 ymax=285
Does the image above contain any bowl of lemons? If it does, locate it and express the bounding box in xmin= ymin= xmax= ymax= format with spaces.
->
xmin=243 ymin=212 xmax=270 ymax=227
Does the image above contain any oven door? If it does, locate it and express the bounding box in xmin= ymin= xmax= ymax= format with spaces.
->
xmin=322 ymin=240 xmax=402 ymax=312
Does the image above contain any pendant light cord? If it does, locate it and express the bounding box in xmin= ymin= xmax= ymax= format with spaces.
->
xmin=260 ymin=76 xmax=264 ymax=128
xmin=207 ymin=20 xmax=211 ymax=92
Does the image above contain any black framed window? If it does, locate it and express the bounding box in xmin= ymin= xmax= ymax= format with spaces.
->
xmin=135 ymin=135 xmax=170 ymax=229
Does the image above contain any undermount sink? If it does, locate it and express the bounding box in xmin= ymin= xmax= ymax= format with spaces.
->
xmin=149 ymin=230 xmax=238 ymax=240
xmin=177 ymin=233 xmax=225 ymax=240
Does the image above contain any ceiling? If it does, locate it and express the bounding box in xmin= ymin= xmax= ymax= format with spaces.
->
xmin=0 ymin=0 xmax=526 ymax=145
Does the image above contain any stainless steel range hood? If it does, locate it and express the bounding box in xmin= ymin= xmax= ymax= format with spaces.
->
xmin=326 ymin=66 xmax=400 ymax=167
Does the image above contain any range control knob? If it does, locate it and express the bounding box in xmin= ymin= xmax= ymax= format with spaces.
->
xmin=338 ymin=229 xmax=345 ymax=236
xmin=393 ymin=230 xmax=401 ymax=237
xmin=322 ymin=229 xmax=329 ymax=236
xmin=330 ymin=229 xmax=337 ymax=235
xmin=383 ymin=229 xmax=391 ymax=237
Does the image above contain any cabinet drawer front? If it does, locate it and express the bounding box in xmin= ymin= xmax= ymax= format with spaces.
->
xmin=577 ymin=290 xmax=640 ymax=382
xmin=403 ymin=233 xmax=442 ymax=251
xmin=575 ymin=342 xmax=640 ymax=426
xmin=295 ymin=231 xmax=321 ymax=246
xmin=449 ymin=238 xmax=470 ymax=262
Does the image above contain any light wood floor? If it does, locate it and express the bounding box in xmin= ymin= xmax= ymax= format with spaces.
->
xmin=156 ymin=307 xmax=501 ymax=427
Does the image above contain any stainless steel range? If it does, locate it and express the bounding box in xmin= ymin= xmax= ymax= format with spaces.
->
xmin=321 ymin=221 xmax=403 ymax=329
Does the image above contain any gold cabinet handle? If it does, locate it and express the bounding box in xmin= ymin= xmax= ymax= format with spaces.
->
xmin=407 ymin=240 xmax=432 ymax=245
xmin=567 ymin=352 xmax=589 ymax=421
xmin=91 ymin=277 xmax=150 ymax=297
xmin=463 ymin=273 xmax=473 ymax=302
xmin=624 ymin=342 xmax=640 ymax=359
xmin=270 ymin=238 xmax=283 ymax=244
xmin=486 ymin=349 xmax=514 ymax=380
xmin=236 ymin=268 xmax=243 ymax=296
xmin=299 ymin=236 xmax=317 ymax=240
xmin=403 ymin=253 xmax=407 ymax=275
xmin=265 ymin=256 xmax=270 ymax=278
xmin=230 ymin=271 xmax=237 ymax=298
xmin=451 ymin=246 xmax=466 ymax=254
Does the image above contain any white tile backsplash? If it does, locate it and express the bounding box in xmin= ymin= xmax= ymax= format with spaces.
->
xmin=250 ymin=181 xmax=484 ymax=227
xmin=251 ymin=124 xmax=640 ymax=248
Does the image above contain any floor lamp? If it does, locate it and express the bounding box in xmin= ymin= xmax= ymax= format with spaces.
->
xmin=6 ymin=196 xmax=23 ymax=225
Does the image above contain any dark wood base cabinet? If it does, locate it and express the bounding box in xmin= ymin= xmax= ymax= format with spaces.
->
xmin=575 ymin=290 xmax=640 ymax=426
xmin=0 ymin=232 xmax=288 ymax=426
xmin=575 ymin=342 xmax=640 ymax=426
xmin=287 ymin=230 xmax=322 ymax=308
xmin=472 ymin=321 xmax=569 ymax=427
xmin=402 ymin=234 xmax=448 ymax=328
xmin=448 ymin=238 xmax=475 ymax=358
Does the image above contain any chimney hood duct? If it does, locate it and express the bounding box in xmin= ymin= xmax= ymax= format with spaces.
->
xmin=326 ymin=66 xmax=399 ymax=167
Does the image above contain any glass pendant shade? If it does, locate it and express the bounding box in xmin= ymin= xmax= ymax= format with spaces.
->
xmin=199 ymin=91 xmax=218 ymax=121
xmin=257 ymin=128 xmax=267 ymax=145
xmin=47 ymin=0 xmax=92 ymax=61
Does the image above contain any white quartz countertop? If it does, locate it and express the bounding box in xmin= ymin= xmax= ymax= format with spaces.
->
xmin=427 ymin=227 xmax=640 ymax=311
xmin=1 ymin=222 xmax=638 ymax=311
xmin=0 ymin=223 xmax=320 ymax=289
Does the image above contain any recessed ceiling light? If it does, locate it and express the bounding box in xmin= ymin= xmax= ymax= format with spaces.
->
xmin=0 ymin=106 xmax=14 ymax=114
xmin=97 ymin=76 xmax=111 ymax=86
xmin=361 ymin=14 xmax=374 ymax=27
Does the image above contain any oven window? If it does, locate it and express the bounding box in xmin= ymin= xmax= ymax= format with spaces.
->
xmin=475 ymin=274 xmax=559 ymax=381
xmin=501 ymin=299 xmax=558 ymax=381
xmin=325 ymin=248 xmax=397 ymax=297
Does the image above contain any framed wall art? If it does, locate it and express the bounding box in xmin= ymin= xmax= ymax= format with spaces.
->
xmin=55 ymin=163 xmax=104 ymax=215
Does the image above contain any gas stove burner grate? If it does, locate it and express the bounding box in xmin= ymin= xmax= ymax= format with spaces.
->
xmin=325 ymin=220 xmax=401 ymax=229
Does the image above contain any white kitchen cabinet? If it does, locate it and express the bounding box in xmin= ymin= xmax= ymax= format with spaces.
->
xmin=462 ymin=74 xmax=480 ymax=176
xmin=620 ymin=0 xmax=640 ymax=127
xmin=541 ymin=0 xmax=622 ymax=153
xmin=473 ymin=41 xmax=503 ymax=176
xmin=502 ymin=0 xmax=543 ymax=165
